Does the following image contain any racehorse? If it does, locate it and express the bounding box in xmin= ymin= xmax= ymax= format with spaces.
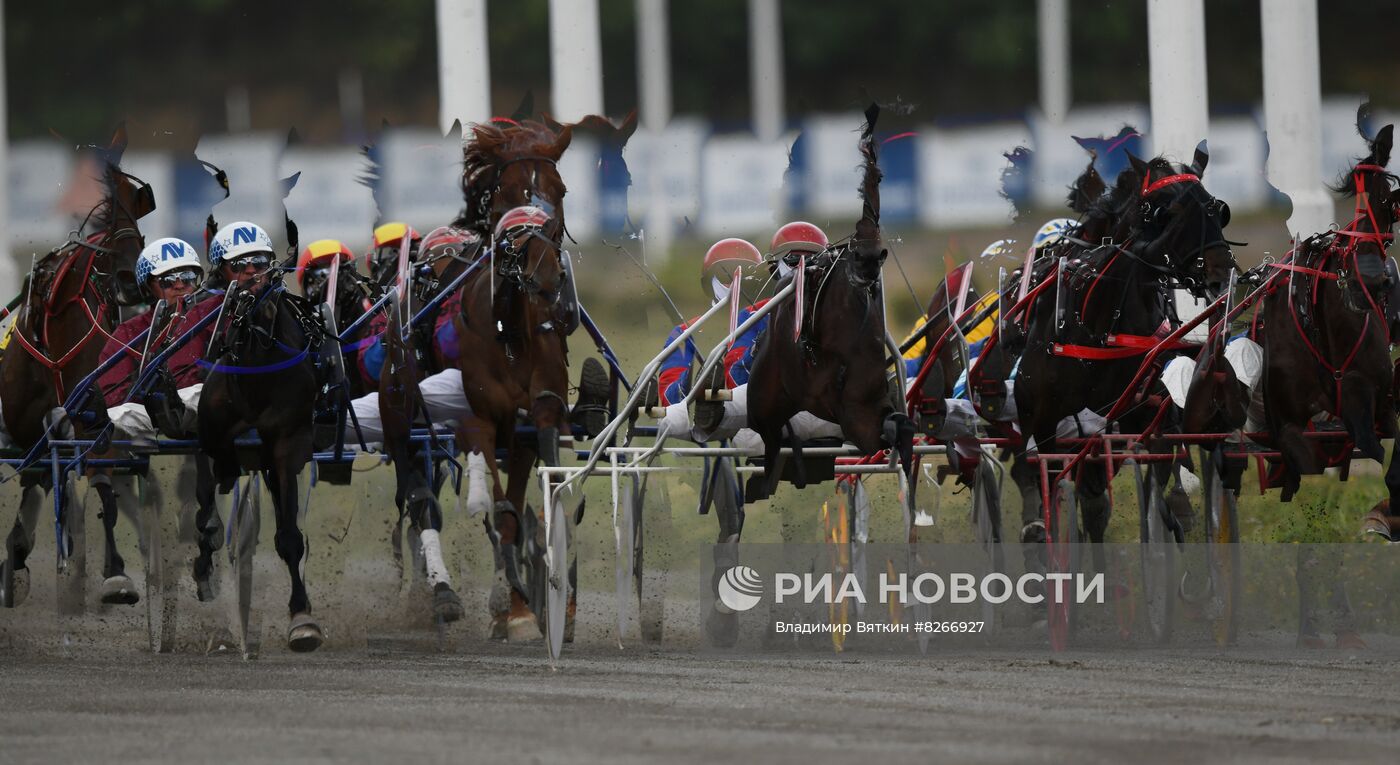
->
xmin=746 ymin=105 xmax=916 ymax=509
xmin=193 ymin=268 xmax=332 ymax=651
xmin=1257 ymin=124 xmax=1399 ymax=514
xmin=1011 ymin=148 xmax=1235 ymax=562
xmin=449 ymin=119 xmax=577 ymax=640
xmin=0 ymin=126 xmax=153 ymax=608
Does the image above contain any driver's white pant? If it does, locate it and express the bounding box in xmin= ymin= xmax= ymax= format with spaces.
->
xmin=346 ymin=368 xmax=473 ymax=449
xmin=107 ymin=383 xmax=202 ymax=441
xmin=666 ymin=384 xmax=843 ymax=453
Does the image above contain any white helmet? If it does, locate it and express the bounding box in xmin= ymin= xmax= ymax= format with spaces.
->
xmin=209 ymin=221 xmax=275 ymax=269
xmin=1032 ymin=218 xmax=1077 ymax=250
xmin=136 ymin=237 xmax=203 ymax=285
xmin=978 ymin=239 xmax=1015 ymax=260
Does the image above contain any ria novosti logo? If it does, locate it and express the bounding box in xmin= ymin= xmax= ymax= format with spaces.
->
xmin=717 ymin=566 xmax=764 ymax=612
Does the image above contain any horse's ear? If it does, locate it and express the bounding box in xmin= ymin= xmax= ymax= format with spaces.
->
xmin=542 ymin=113 xmax=566 ymax=134
xmin=618 ymin=109 xmax=639 ymax=142
xmin=512 ymin=90 xmax=535 ymax=122
xmin=107 ymin=122 xmax=129 ymax=158
xmin=1126 ymin=152 xmax=1150 ymax=188
xmin=1373 ymin=124 xmax=1394 ymax=167
xmin=1191 ymin=140 xmax=1210 ymax=177
xmin=547 ymin=124 xmax=573 ymax=160
xmin=205 ymin=214 xmax=219 ymax=252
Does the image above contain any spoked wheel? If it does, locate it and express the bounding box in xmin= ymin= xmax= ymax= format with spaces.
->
xmin=1134 ymin=461 xmax=1175 ymax=644
xmin=822 ymin=482 xmax=854 ymax=652
xmin=140 ymin=470 xmax=179 ymax=653
xmin=1046 ymin=478 xmax=1077 ymax=651
xmin=55 ymin=473 xmax=86 ymax=616
xmin=1202 ymin=447 xmax=1241 ymax=646
xmin=971 ymin=454 xmax=1005 ymax=633
xmin=542 ymin=484 xmax=569 ymax=660
xmin=613 ymin=470 xmax=638 ymax=646
xmin=227 ymin=473 xmax=263 ymax=659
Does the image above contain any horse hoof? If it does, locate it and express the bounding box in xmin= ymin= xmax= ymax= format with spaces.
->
xmin=1335 ymin=631 xmax=1367 ymax=650
xmin=195 ymin=576 xmax=217 ymax=603
xmin=100 ymin=574 xmax=140 ymax=606
xmin=432 ymin=582 xmax=465 ymax=623
xmin=287 ymin=613 xmax=324 ymax=652
xmin=0 ymin=560 xmax=29 ymax=608
xmin=489 ymin=616 xmax=509 ymax=641
xmin=507 ymin=613 xmax=542 ymax=643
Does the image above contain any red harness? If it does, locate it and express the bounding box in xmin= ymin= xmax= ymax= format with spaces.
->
xmin=1274 ymin=163 xmax=1394 ymax=413
xmin=8 ymin=232 xmax=127 ymax=404
xmin=1054 ymin=173 xmax=1206 ymax=361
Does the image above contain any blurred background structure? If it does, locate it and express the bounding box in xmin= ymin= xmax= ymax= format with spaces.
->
xmin=2 ymin=0 xmax=1398 ymax=294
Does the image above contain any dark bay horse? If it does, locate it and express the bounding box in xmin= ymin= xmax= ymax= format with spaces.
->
xmin=1256 ymin=125 xmax=1400 ymax=513
xmin=194 ymin=275 xmax=331 ymax=651
xmin=0 ymin=127 xmax=153 ymax=608
xmin=746 ymin=105 xmax=916 ymax=510
xmin=1012 ymin=149 xmax=1235 ymax=561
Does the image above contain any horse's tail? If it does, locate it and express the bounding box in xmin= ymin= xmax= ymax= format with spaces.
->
xmin=856 ymin=103 xmax=881 ymax=243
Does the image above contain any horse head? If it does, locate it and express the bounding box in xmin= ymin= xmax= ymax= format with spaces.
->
xmin=95 ymin=125 xmax=153 ymax=306
xmin=1333 ymin=120 xmax=1397 ymax=298
xmin=1126 ymin=148 xmax=1235 ymax=299
xmin=850 ymin=104 xmax=887 ymax=286
xmin=460 ymin=120 xmax=572 ymax=237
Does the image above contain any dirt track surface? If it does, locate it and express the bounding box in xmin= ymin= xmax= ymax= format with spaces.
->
xmin=3 ymin=639 xmax=1399 ymax=764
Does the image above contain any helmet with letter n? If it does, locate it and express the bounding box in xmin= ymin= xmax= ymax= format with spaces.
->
xmin=209 ymin=221 xmax=275 ymax=270
xmin=136 ymin=237 xmax=204 ymax=295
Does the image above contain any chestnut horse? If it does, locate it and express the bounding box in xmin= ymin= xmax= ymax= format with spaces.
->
xmin=0 ymin=127 xmax=152 ymax=608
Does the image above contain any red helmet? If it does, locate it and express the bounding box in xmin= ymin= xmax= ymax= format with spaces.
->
xmin=700 ymin=238 xmax=762 ymax=290
xmin=420 ymin=225 xmax=479 ymax=255
xmin=770 ymin=221 xmax=829 ymax=258
xmin=493 ymin=206 xmax=551 ymax=242
xmin=296 ymin=239 xmax=354 ymax=288
xmin=366 ymin=222 xmax=421 ymax=272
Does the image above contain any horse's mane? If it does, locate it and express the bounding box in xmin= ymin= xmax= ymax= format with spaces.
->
xmin=855 ymin=103 xmax=881 ymax=243
xmin=1329 ymin=120 xmax=1396 ymax=198
xmin=87 ymin=157 xmax=125 ymax=232
xmin=1064 ymin=154 xmax=1106 ymax=214
xmin=456 ymin=120 xmax=561 ymax=231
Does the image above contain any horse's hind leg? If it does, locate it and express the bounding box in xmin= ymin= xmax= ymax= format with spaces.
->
xmin=1077 ymin=462 xmax=1110 ymax=575
xmin=1340 ymin=373 xmax=1384 ymax=463
xmin=89 ymin=472 xmax=138 ymax=605
xmin=388 ymin=438 xmax=463 ymax=623
xmin=1 ymin=483 xmax=44 ymax=607
xmin=191 ymin=455 xmax=226 ymax=602
xmin=705 ymin=456 xmax=745 ymax=647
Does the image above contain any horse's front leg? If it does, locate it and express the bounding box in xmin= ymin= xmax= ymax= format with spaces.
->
xmin=269 ymin=433 xmax=321 ymax=652
xmin=89 ymin=470 xmax=138 ymax=605
xmin=191 ymin=453 xmax=226 ymax=602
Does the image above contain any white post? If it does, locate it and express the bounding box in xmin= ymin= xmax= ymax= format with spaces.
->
xmin=748 ymin=0 xmax=784 ymax=142
xmin=1037 ymin=0 xmax=1070 ymax=124
xmin=548 ymin=0 xmax=605 ymax=121
xmin=437 ymin=0 xmax=492 ymax=134
xmin=0 ymin=0 xmax=13 ymax=298
xmin=636 ymin=0 xmax=671 ymax=131
xmin=1261 ymin=0 xmax=1331 ymax=238
xmin=1146 ymin=0 xmax=1209 ymax=162
xmin=636 ymin=0 xmax=674 ymax=261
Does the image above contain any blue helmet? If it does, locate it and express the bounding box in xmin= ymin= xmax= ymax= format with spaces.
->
xmin=209 ymin=221 xmax=274 ymax=269
xmin=136 ymin=237 xmax=203 ymax=285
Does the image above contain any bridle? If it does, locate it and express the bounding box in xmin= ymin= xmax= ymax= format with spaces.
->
xmin=1136 ymin=170 xmax=1235 ymax=297
xmin=8 ymin=180 xmax=149 ymax=404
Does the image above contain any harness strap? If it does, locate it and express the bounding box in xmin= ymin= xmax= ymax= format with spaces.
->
xmin=1268 ymin=262 xmax=1338 ymax=280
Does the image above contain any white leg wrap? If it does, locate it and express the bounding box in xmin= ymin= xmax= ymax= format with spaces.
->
xmin=466 ymin=452 xmax=490 ymax=517
xmin=1177 ymin=465 xmax=1202 ymax=495
xmin=108 ymin=403 xmax=157 ymax=441
xmin=419 ymin=529 xmax=450 ymax=587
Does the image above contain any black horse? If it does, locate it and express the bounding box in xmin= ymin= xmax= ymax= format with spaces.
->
xmin=193 ymin=271 xmax=331 ymax=651
xmin=1011 ymin=148 xmax=1235 ymax=566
